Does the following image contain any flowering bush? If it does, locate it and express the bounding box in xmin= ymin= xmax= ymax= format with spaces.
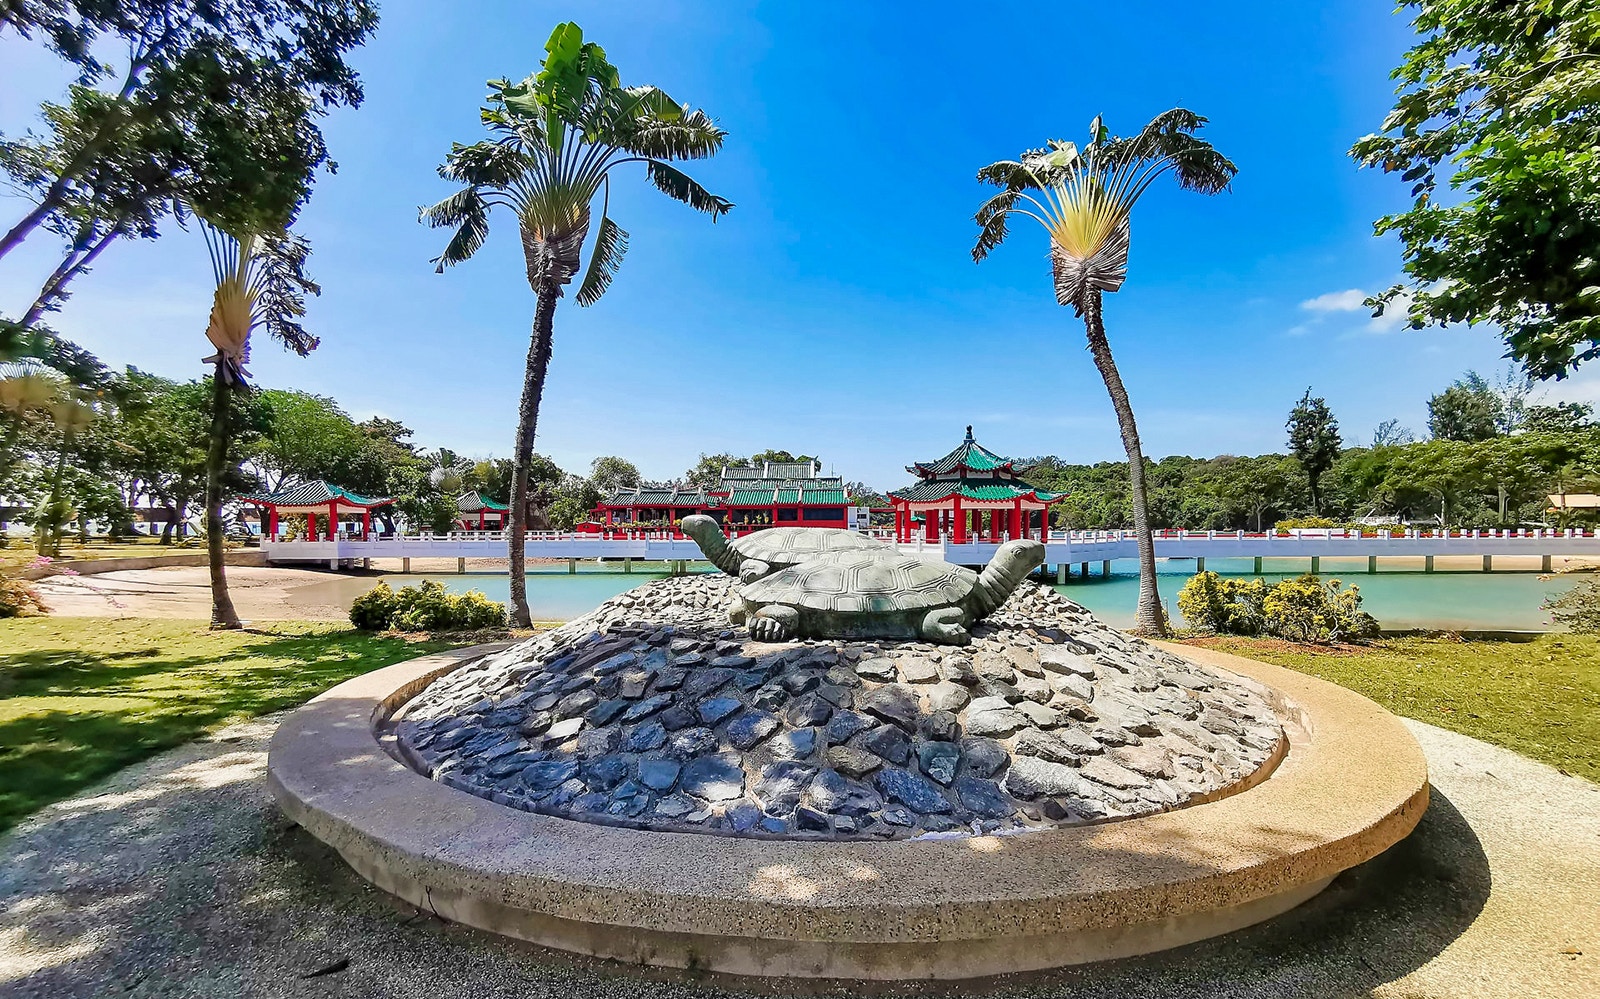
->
xmin=1177 ymin=571 xmax=1377 ymax=643
xmin=349 ymin=580 xmax=505 ymax=632
xmin=0 ymin=572 xmax=47 ymax=618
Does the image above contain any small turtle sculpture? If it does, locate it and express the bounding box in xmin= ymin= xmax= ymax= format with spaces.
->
xmin=729 ymin=539 xmax=1046 ymax=645
xmin=681 ymin=513 xmax=888 ymax=583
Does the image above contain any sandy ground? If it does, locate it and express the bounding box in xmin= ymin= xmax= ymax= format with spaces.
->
xmin=30 ymin=566 xmax=363 ymax=621
xmin=0 ymin=713 xmax=1593 ymax=999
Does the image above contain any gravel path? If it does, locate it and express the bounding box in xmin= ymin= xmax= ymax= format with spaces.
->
xmin=0 ymin=715 xmax=1593 ymax=998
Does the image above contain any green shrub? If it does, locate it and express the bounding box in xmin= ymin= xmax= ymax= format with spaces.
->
xmin=1544 ymin=577 xmax=1600 ymax=634
xmin=1274 ymin=516 xmax=1338 ymax=531
xmin=349 ymin=580 xmax=506 ymax=632
xmin=349 ymin=581 xmax=398 ymax=630
xmin=1177 ymin=571 xmax=1376 ymax=643
xmin=0 ymin=572 xmax=47 ymax=618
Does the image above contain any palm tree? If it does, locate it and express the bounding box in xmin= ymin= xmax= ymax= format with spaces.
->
xmin=421 ymin=21 xmax=731 ymax=628
xmin=972 ymin=110 xmax=1235 ymax=636
xmin=198 ymin=219 xmax=319 ymax=628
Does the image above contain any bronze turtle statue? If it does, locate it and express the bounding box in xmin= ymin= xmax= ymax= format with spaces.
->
xmin=729 ymin=539 xmax=1045 ymax=645
xmin=681 ymin=513 xmax=887 ymax=583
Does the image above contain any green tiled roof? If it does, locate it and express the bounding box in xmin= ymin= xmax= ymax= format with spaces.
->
xmin=456 ymin=491 xmax=509 ymax=513
xmin=239 ymin=479 xmax=393 ymax=508
xmin=890 ymin=479 xmax=1063 ymax=503
xmin=802 ymin=487 xmax=847 ymax=504
xmin=601 ymin=486 xmax=709 ymax=507
xmin=908 ymin=426 xmax=1035 ymax=478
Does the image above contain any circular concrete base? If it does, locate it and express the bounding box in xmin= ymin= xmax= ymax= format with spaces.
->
xmin=267 ymin=642 xmax=1428 ymax=980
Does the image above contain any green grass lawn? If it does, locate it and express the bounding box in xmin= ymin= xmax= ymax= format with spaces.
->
xmin=1182 ymin=633 xmax=1600 ymax=782
xmin=0 ymin=618 xmax=464 ymax=832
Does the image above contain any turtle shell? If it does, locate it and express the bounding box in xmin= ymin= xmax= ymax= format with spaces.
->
xmin=741 ymin=551 xmax=977 ymax=614
xmin=728 ymin=527 xmax=887 ymax=565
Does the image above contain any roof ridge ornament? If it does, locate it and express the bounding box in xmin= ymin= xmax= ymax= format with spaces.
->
xmin=965 ymin=425 xmax=974 ymax=441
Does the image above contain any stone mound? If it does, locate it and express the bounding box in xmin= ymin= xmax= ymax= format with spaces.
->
xmin=389 ymin=575 xmax=1285 ymax=840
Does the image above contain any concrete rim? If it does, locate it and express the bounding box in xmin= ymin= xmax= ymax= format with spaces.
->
xmin=267 ymin=641 xmax=1429 ymax=980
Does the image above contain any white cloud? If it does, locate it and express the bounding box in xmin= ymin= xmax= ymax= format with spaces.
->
xmin=1365 ymin=288 xmax=1415 ymax=334
xmin=1300 ymin=289 xmax=1368 ymax=312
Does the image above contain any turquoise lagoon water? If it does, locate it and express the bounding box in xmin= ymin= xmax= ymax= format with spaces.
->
xmin=294 ymin=559 xmax=1584 ymax=632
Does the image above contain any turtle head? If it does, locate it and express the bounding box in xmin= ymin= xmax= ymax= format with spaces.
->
xmin=971 ymin=539 xmax=1046 ymax=616
xmin=681 ymin=514 xmax=740 ymax=576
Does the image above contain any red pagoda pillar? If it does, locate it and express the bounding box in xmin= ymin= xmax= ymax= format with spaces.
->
xmin=989 ymin=509 xmax=1003 ymax=542
xmin=267 ymin=507 xmax=278 ymax=538
xmin=306 ymin=511 xmax=317 ymax=539
xmin=327 ymin=501 xmax=338 ymax=539
xmin=952 ymin=496 xmax=966 ymax=544
xmin=361 ymin=508 xmax=371 ymax=540
xmin=1010 ymin=500 xmax=1022 ymax=540
xmin=923 ymin=508 xmax=938 ymax=542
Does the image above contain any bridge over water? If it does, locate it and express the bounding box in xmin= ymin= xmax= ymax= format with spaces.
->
xmin=262 ymin=527 xmax=1600 ymax=577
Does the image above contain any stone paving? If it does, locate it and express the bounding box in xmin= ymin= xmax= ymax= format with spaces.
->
xmin=393 ymin=575 xmax=1284 ymax=839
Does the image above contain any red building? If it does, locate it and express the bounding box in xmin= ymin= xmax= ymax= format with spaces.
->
xmin=890 ymin=427 xmax=1063 ymax=543
xmin=456 ymin=490 xmax=509 ymax=530
xmin=240 ymin=480 xmax=395 ymax=540
xmin=595 ymin=461 xmax=853 ymax=531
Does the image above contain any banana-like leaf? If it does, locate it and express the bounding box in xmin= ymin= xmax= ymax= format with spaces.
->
xmin=645 ymin=160 xmax=733 ymax=218
xmin=577 ymin=213 xmax=629 ymax=306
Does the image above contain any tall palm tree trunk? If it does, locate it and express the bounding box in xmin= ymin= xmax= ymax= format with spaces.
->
xmin=205 ymin=363 xmax=241 ymax=629
xmin=507 ymin=288 xmax=558 ymax=628
xmin=1081 ymin=290 xmax=1167 ymax=636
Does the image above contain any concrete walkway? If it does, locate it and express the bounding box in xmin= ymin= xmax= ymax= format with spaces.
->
xmin=0 ymin=717 xmax=1594 ymax=998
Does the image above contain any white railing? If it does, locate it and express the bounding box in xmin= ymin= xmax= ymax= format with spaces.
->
xmin=262 ymin=525 xmax=1600 ymax=568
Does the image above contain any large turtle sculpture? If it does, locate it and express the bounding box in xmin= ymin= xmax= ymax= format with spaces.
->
xmin=729 ymin=539 xmax=1045 ymax=645
xmin=681 ymin=513 xmax=888 ymax=583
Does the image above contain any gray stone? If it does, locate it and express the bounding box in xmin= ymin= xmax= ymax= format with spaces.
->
xmin=668 ymin=727 xmax=719 ymax=759
xmin=825 ymin=709 xmax=872 ymax=743
xmin=1013 ymin=728 xmax=1082 ymax=765
xmin=881 ymin=804 xmax=916 ymax=827
xmin=917 ymin=741 xmax=962 ymax=786
xmin=653 ymin=793 xmax=695 ymax=818
xmin=938 ymin=655 xmax=978 ymax=685
xmin=920 ymin=709 xmax=959 ymax=742
xmin=726 ymin=710 xmax=780 ymax=750
xmin=926 ymin=681 xmax=970 ymax=713
xmin=621 ymin=720 xmax=667 ymax=753
xmin=770 ymin=728 xmax=817 ymax=761
xmin=583 ymin=755 xmax=630 ymax=790
xmin=972 ymin=652 xmax=1017 ymax=681
xmin=521 ymin=759 xmax=578 ymax=790
xmin=953 ymin=776 xmax=1015 ymax=818
xmin=855 ymin=724 xmax=911 ymax=766
xmin=897 ymin=657 xmax=939 ymax=683
xmin=574 ymin=726 xmax=618 ymax=757
xmin=557 ymin=689 xmax=598 ymax=716
xmin=622 ymin=693 xmax=673 ymax=722
xmin=545 ymin=717 xmax=584 ymax=742
xmin=785 ymin=693 xmax=833 ymax=727
xmin=1048 ymin=671 xmax=1096 ymax=702
xmin=859 ymin=684 xmax=921 ymax=731
xmin=727 ymin=802 xmax=762 ymax=832
xmin=856 ymin=657 xmax=898 ymax=681
xmin=976 ymin=677 xmax=1024 ymax=702
xmin=961 ymin=737 xmax=1009 ymax=779
xmin=795 ymin=805 xmax=832 ymax=831
xmin=754 ymin=760 xmax=816 ymax=813
xmin=680 ymin=752 xmax=745 ymax=801
xmin=1005 ymin=756 xmax=1084 ymax=799
xmin=637 ymin=758 xmax=680 ymax=791
xmin=697 ymin=696 xmax=742 ymax=726
xmin=657 ymin=704 xmax=696 ymax=731
xmin=965 ymin=696 xmax=1029 ymax=737
xmin=1039 ymin=646 xmax=1098 ymax=678
xmin=681 ymin=667 xmax=736 ymax=700
xmin=1080 ymin=756 xmax=1148 ymax=790
xmin=874 ymin=768 xmax=953 ymax=814
xmin=1006 ymin=647 xmax=1044 ymax=678
xmin=808 ymin=769 xmax=881 ymax=817
xmin=1015 ymin=700 xmax=1062 ymax=727
xmin=619 ymin=673 xmax=649 ymax=699
xmin=1015 ymin=675 xmax=1053 ymax=704
xmin=825 ymin=745 xmax=882 ymax=778
xmin=585 ymin=699 xmax=630 ymax=726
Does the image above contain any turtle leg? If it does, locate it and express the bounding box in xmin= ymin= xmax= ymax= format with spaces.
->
xmin=728 ymin=595 xmax=755 ymax=626
xmin=920 ymin=607 xmax=971 ymax=646
xmin=749 ymin=605 xmax=800 ymax=642
xmin=739 ymin=558 xmax=771 ymax=583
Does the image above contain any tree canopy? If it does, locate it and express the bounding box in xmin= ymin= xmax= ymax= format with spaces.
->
xmin=1286 ymin=389 xmax=1342 ymax=514
xmin=1351 ymin=0 xmax=1600 ymax=378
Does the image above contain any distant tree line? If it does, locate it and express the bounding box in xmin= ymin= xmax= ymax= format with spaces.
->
xmin=1024 ymin=371 xmax=1600 ymax=532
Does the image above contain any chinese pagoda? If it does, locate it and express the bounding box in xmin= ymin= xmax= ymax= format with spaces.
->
xmin=889 ymin=427 xmax=1063 ymax=543
xmin=595 ymin=460 xmax=851 ymax=530
xmin=240 ymin=480 xmax=395 ymax=540
xmin=456 ymin=490 xmax=509 ymax=530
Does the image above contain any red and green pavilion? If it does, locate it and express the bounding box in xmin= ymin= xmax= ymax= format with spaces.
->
xmin=456 ymin=490 xmax=509 ymax=530
xmin=240 ymin=480 xmax=395 ymax=540
xmin=889 ymin=427 xmax=1064 ymax=543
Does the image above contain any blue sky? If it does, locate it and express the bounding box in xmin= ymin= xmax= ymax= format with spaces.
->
xmin=2 ymin=1 xmax=1589 ymax=490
